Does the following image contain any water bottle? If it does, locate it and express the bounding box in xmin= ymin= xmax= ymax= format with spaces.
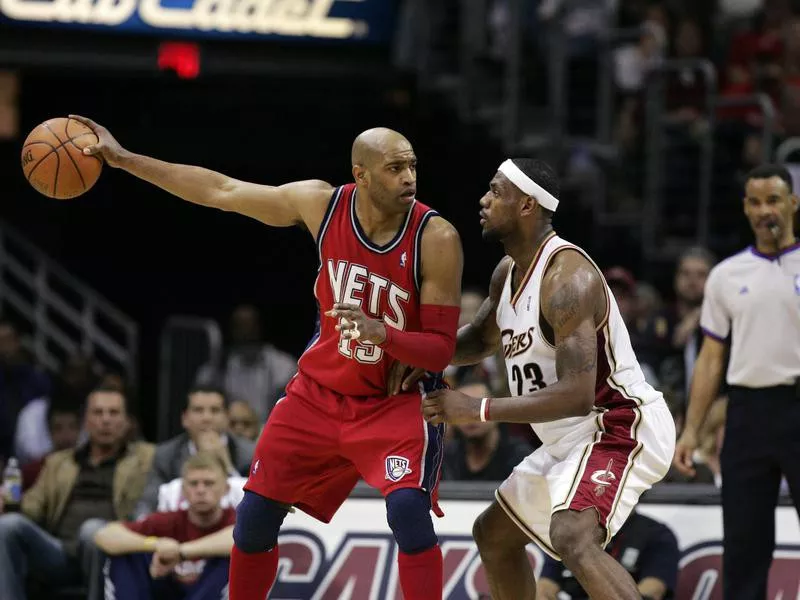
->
xmin=2 ymin=458 xmax=22 ymax=508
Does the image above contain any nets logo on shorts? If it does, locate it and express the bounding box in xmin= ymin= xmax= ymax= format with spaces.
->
xmin=385 ymin=456 xmax=412 ymax=482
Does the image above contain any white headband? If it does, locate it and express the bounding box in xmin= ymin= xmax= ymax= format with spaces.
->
xmin=498 ymin=159 xmax=559 ymax=212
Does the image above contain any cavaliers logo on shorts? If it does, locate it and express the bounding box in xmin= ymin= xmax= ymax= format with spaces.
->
xmin=385 ymin=456 xmax=413 ymax=482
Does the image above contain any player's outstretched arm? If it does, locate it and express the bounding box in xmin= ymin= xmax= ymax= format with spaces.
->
xmin=70 ymin=115 xmax=333 ymax=235
xmin=422 ymin=250 xmax=603 ymax=425
xmin=452 ymin=256 xmax=511 ymax=366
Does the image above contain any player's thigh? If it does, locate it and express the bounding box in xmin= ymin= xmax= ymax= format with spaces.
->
xmin=245 ymin=376 xmax=343 ymax=501
xmin=550 ymin=403 xmax=673 ymax=545
xmin=343 ymin=391 xmax=444 ymax=497
xmin=473 ymin=500 xmax=533 ymax=556
xmin=495 ymin=447 xmax=558 ymax=557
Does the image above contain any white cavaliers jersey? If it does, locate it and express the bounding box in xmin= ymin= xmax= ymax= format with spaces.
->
xmin=496 ymin=233 xmax=663 ymax=447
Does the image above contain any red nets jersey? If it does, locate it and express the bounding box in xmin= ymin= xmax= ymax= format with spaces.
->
xmin=297 ymin=183 xmax=439 ymax=397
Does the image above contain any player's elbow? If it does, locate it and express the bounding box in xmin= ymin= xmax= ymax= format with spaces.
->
xmin=569 ymin=385 xmax=595 ymax=417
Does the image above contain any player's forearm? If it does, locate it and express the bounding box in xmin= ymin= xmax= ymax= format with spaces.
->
xmin=451 ymin=324 xmax=495 ymax=366
xmin=487 ymin=379 xmax=593 ymax=424
xmin=116 ymin=151 xmax=231 ymax=210
xmin=684 ymin=354 xmax=724 ymax=435
xmin=378 ymin=305 xmax=460 ymax=372
xmin=94 ymin=522 xmax=157 ymax=556
xmin=180 ymin=526 xmax=234 ymax=559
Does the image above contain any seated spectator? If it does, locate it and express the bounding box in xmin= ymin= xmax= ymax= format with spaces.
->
xmin=95 ymin=452 xmax=235 ymax=600
xmin=537 ymin=509 xmax=680 ymax=600
xmin=21 ymin=402 xmax=82 ymax=490
xmin=195 ymin=304 xmax=297 ymax=423
xmin=0 ymin=383 xmax=154 ymax=600
xmin=135 ymin=386 xmax=255 ymax=518
xmin=603 ymin=267 xmax=660 ymax=387
xmin=228 ymin=400 xmax=259 ymax=441
xmin=639 ymin=247 xmax=715 ymax=407
xmin=664 ymin=395 xmax=725 ymax=485
xmin=157 ymin=473 xmax=246 ymax=513
xmin=15 ymin=354 xmax=96 ymax=464
xmin=442 ymin=381 xmax=533 ymax=481
xmin=0 ymin=318 xmax=51 ymax=460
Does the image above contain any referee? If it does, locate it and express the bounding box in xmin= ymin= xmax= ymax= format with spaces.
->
xmin=674 ymin=163 xmax=800 ymax=600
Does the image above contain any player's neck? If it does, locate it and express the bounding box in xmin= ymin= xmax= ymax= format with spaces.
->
xmin=354 ymin=192 xmax=407 ymax=245
xmin=504 ymin=225 xmax=554 ymax=273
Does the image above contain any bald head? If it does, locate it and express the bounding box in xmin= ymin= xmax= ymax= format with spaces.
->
xmin=351 ymin=128 xmax=412 ymax=168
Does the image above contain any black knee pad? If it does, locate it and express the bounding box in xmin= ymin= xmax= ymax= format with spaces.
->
xmin=233 ymin=490 xmax=289 ymax=554
xmin=385 ymin=488 xmax=437 ymax=554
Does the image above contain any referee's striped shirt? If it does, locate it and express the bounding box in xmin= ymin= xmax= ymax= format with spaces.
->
xmin=700 ymin=243 xmax=800 ymax=387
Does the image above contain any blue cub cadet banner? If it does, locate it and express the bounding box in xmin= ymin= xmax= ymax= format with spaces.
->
xmin=0 ymin=0 xmax=397 ymax=43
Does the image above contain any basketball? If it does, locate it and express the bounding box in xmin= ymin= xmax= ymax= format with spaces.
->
xmin=21 ymin=117 xmax=103 ymax=200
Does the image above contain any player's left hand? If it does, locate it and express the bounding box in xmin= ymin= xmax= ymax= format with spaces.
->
xmin=422 ymin=389 xmax=481 ymax=425
xmin=325 ymin=303 xmax=387 ymax=344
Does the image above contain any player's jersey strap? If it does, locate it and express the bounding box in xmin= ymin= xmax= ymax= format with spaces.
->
xmin=315 ymin=185 xmax=346 ymax=260
xmin=300 ymin=183 xmax=438 ymax=397
xmin=413 ymin=209 xmax=439 ymax=292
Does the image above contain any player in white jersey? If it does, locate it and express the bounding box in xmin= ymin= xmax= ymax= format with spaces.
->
xmin=421 ymin=158 xmax=676 ymax=600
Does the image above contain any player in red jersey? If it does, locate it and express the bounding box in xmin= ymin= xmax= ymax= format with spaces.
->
xmin=72 ymin=116 xmax=464 ymax=600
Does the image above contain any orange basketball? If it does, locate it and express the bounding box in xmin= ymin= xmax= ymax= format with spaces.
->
xmin=21 ymin=117 xmax=103 ymax=200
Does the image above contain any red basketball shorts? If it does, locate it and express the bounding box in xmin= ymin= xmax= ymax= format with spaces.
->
xmin=244 ymin=370 xmax=445 ymax=523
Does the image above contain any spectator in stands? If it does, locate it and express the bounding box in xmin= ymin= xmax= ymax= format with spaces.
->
xmin=135 ymin=385 xmax=255 ymax=518
xmin=603 ymin=267 xmax=660 ymax=386
xmin=21 ymin=403 xmax=82 ymax=490
xmin=640 ymin=247 xmax=716 ymax=407
xmin=195 ymin=304 xmax=296 ymax=423
xmin=95 ymin=452 xmax=235 ymax=600
xmin=0 ymin=318 xmax=50 ymax=461
xmin=667 ymin=395 xmax=726 ymax=485
xmin=228 ymin=400 xmax=259 ymax=441
xmin=442 ymin=380 xmax=533 ymax=481
xmin=614 ymin=19 xmax=667 ymax=93
xmin=537 ymin=508 xmax=680 ymax=600
xmin=0 ymin=383 xmax=154 ymax=600
xmin=15 ymin=352 xmax=97 ymax=464
xmin=665 ymin=18 xmax=710 ymax=128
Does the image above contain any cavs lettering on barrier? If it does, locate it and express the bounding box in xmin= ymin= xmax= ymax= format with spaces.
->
xmin=328 ymin=259 xmax=410 ymax=365
xmin=501 ymin=327 xmax=535 ymax=360
xmin=271 ymin=530 xmax=800 ymax=599
xmin=0 ymin=0 xmax=367 ymax=38
xmin=271 ymin=530 xmax=542 ymax=600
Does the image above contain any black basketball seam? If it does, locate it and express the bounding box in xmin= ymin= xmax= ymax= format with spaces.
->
xmin=41 ymin=122 xmax=61 ymax=197
xmin=62 ymin=118 xmax=87 ymax=191
xmin=23 ymin=140 xmax=59 ymax=181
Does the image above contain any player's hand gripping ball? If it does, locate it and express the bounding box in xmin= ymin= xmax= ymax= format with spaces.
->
xmin=21 ymin=117 xmax=103 ymax=200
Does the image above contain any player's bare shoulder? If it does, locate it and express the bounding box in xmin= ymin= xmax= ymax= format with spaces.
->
xmin=419 ymin=216 xmax=463 ymax=268
xmin=418 ymin=216 xmax=464 ymax=306
xmin=540 ymin=249 xmax=606 ymax=331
